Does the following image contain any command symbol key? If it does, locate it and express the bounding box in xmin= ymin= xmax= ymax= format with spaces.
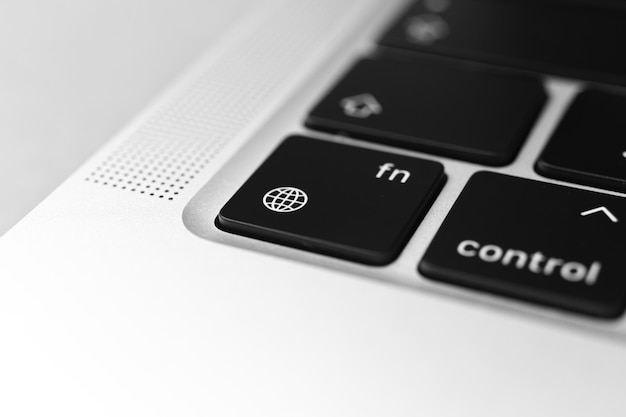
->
xmin=217 ymin=136 xmax=445 ymax=265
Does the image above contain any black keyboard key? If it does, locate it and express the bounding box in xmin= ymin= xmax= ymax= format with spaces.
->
xmin=536 ymin=90 xmax=626 ymax=193
xmin=306 ymin=57 xmax=545 ymax=166
xmin=419 ymin=172 xmax=626 ymax=318
xmin=380 ymin=0 xmax=626 ymax=86
xmin=217 ymin=136 xmax=445 ymax=265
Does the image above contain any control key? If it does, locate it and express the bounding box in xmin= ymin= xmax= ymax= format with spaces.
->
xmin=419 ymin=172 xmax=626 ymax=318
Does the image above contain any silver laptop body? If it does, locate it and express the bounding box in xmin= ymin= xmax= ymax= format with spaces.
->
xmin=2 ymin=0 xmax=625 ymax=415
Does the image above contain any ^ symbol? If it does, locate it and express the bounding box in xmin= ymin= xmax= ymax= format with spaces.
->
xmin=580 ymin=206 xmax=618 ymax=223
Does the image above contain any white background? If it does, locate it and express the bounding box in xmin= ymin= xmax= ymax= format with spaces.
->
xmin=0 ymin=0 xmax=251 ymax=234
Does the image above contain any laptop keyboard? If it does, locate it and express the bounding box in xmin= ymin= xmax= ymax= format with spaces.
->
xmin=215 ymin=0 xmax=626 ymax=319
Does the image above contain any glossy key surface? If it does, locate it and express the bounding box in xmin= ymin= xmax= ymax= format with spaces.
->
xmin=306 ymin=57 xmax=545 ymax=166
xmin=536 ymin=90 xmax=626 ymax=193
xmin=419 ymin=172 xmax=626 ymax=318
xmin=380 ymin=0 xmax=626 ymax=86
xmin=217 ymin=136 xmax=445 ymax=265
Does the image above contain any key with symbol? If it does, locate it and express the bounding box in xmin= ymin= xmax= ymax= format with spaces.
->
xmin=306 ymin=56 xmax=546 ymax=166
xmin=217 ymin=136 xmax=445 ymax=265
xmin=419 ymin=172 xmax=626 ymax=318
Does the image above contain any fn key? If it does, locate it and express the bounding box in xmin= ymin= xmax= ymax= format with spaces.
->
xmin=217 ymin=136 xmax=445 ymax=265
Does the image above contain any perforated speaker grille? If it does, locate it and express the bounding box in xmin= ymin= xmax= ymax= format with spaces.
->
xmin=84 ymin=132 xmax=211 ymax=200
xmin=84 ymin=0 xmax=375 ymax=201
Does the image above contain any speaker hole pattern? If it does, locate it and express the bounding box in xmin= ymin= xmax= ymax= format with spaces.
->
xmin=84 ymin=0 xmax=361 ymax=201
xmin=84 ymin=135 xmax=217 ymax=200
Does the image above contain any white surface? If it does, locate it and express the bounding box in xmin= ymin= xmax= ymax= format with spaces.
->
xmin=0 ymin=0 xmax=250 ymax=234
xmin=3 ymin=202 xmax=626 ymax=416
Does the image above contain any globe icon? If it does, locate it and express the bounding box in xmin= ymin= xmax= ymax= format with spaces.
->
xmin=263 ymin=186 xmax=308 ymax=213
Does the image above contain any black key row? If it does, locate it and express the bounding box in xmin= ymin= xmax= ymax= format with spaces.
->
xmin=306 ymin=52 xmax=626 ymax=191
xmin=379 ymin=0 xmax=626 ymax=87
xmin=217 ymin=136 xmax=626 ymax=319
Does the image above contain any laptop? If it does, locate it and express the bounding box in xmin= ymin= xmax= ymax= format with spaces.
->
xmin=2 ymin=0 xmax=626 ymax=415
